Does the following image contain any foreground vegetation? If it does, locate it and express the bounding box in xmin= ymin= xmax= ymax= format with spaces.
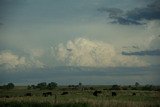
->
xmin=0 ymin=99 xmax=159 ymax=107
xmin=0 ymin=83 xmax=160 ymax=107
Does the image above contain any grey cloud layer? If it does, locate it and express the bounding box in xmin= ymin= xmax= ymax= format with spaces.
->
xmin=98 ymin=7 xmax=141 ymax=25
xmin=1 ymin=66 xmax=159 ymax=85
xmin=0 ymin=23 xmax=3 ymax=26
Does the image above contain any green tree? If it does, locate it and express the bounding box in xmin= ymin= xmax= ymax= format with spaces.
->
xmin=79 ymin=82 xmax=82 ymax=87
xmin=47 ymin=82 xmax=57 ymax=90
xmin=37 ymin=82 xmax=47 ymax=90
xmin=135 ymin=82 xmax=140 ymax=87
xmin=27 ymin=85 xmax=31 ymax=90
xmin=5 ymin=83 xmax=14 ymax=89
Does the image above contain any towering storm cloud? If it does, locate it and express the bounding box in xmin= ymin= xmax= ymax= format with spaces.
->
xmin=55 ymin=38 xmax=148 ymax=67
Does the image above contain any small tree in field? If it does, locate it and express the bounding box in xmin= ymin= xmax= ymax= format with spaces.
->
xmin=37 ymin=82 xmax=47 ymax=90
xmin=135 ymin=82 xmax=140 ymax=87
xmin=7 ymin=83 xmax=14 ymax=89
xmin=27 ymin=85 xmax=31 ymax=90
xmin=3 ymin=83 xmax=15 ymax=89
xmin=47 ymin=82 xmax=57 ymax=90
xmin=79 ymin=82 xmax=82 ymax=87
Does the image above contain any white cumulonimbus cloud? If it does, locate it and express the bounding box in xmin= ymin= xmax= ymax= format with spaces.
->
xmin=149 ymin=35 xmax=160 ymax=50
xmin=0 ymin=51 xmax=26 ymax=69
xmin=55 ymin=38 xmax=148 ymax=67
xmin=145 ymin=20 xmax=160 ymax=50
xmin=0 ymin=51 xmax=44 ymax=70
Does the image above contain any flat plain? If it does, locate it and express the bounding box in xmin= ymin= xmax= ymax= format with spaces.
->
xmin=0 ymin=86 xmax=160 ymax=107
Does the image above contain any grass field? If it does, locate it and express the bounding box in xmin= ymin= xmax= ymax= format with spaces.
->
xmin=0 ymin=86 xmax=160 ymax=107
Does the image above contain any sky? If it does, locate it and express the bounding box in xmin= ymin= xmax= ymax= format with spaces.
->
xmin=0 ymin=0 xmax=160 ymax=85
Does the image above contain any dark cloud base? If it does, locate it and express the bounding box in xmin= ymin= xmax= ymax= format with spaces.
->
xmin=0 ymin=66 xmax=159 ymax=85
xmin=127 ymin=0 xmax=160 ymax=21
xmin=98 ymin=0 xmax=160 ymax=25
xmin=122 ymin=49 xmax=160 ymax=56
xmin=110 ymin=17 xmax=142 ymax=25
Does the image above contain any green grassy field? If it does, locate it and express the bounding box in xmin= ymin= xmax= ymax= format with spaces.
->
xmin=0 ymin=86 xmax=160 ymax=107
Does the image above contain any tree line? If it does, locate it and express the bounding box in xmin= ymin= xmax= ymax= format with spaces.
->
xmin=27 ymin=82 xmax=57 ymax=90
xmin=0 ymin=82 xmax=57 ymax=90
xmin=0 ymin=83 xmax=14 ymax=90
xmin=0 ymin=82 xmax=160 ymax=91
